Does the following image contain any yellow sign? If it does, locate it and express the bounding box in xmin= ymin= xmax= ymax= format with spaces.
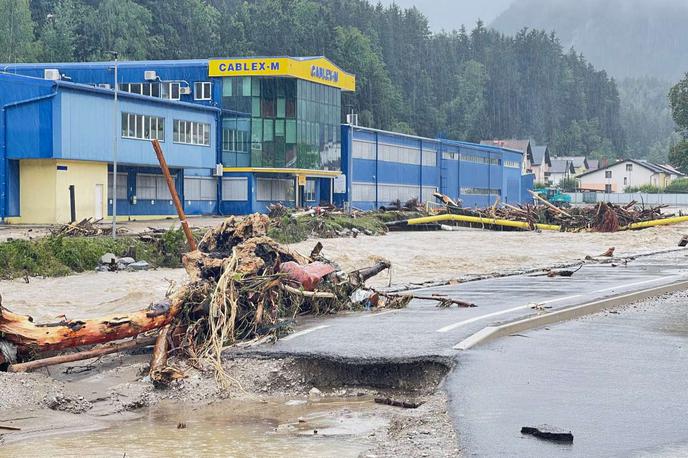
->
xmin=208 ymin=56 xmax=356 ymax=92
xmin=297 ymin=175 xmax=307 ymax=186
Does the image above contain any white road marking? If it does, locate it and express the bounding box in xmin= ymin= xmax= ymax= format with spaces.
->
xmin=281 ymin=325 xmax=330 ymax=341
xmin=594 ymin=276 xmax=678 ymax=293
xmin=360 ymin=310 xmax=397 ymax=319
xmin=436 ymin=294 xmax=582 ymax=333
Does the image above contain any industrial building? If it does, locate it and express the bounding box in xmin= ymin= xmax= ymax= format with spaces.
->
xmin=0 ymin=57 xmax=529 ymax=224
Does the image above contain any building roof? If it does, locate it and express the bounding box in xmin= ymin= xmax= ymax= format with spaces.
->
xmin=577 ymin=159 xmax=686 ymax=178
xmin=531 ymin=145 xmax=551 ymax=167
xmin=550 ymin=159 xmax=576 ymax=174
xmin=555 ymin=156 xmax=588 ymax=169
xmin=587 ymin=159 xmax=599 ymax=170
xmin=480 ymin=139 xmax=530 ymax=152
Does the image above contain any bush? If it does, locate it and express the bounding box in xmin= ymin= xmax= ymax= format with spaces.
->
xmin=665 ymin=178 xmax=688 ymax=193
xmin=625 ymin=184 xmax=663 ymax=193
xmin=558 ymin=177 xmax=578 ymax=192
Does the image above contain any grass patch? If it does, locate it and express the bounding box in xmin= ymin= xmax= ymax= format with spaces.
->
xmin=267 ymin=212 xmax=392 ymax=244
xmin=0 ymin=229 xmax=189 ymax=280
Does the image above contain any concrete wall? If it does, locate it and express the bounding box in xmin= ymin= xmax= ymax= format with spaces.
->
xmin=566 ymin=192 xmax=688 ymax=206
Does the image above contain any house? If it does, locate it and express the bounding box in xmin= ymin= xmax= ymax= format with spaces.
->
xmin=577 ymin=159 xmax=685 ymax=193
xmin=555 ymin=156 xmax=588 ymax=175
xmin=530 ymin=145 xmax=552 ymax=184
xmin=480 ymin=139 xmax=532 ymax=175
xmin=548 ymin=159 xmax=576 ymax=186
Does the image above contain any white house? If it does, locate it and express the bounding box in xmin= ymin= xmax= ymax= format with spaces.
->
xmin=577 ymin=159 xmax=684 ymax=192
xmin=549 ymin=159 xmax=576 ymax=186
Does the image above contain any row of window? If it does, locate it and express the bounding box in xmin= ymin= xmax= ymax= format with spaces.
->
xmin=461 ymin=155 xmax=500 ymax=166
xmin=460 ymin=187 xmax=502 ymax=196
xmin=351 ymin=182 xmax=436 ymax=203
xmin=121 ymin=112 xmax=211 ymax=146
xmin=109 ymin=173 xmax=250 ymax=202
xmin=118 ymin=81 xmax=212 ymax=101
xmin=504 ymin=160 xmax=521 ymax=169
xmin=173 ymin=120 xmax=211 ymax=146
xmin=352 ymin=141 xmax=438 ymax=167
xmin=121 ymin=113 xmax=165 ymax=141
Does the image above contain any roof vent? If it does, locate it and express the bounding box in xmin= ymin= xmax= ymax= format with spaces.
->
xmin=44 ymin=69 xmax=61 ymax=81
xmin=144 ymin=70 xmax=157 ymax=81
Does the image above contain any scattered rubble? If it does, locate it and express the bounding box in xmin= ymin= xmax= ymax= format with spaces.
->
xmin=96 ymin=253 xmax=150 ymax=272
xmin=51 ymin=218 xmax=126 ymax=237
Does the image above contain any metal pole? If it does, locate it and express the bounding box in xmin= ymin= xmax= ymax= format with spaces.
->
xmin=110 ymin=52 xmax=119 ymax=238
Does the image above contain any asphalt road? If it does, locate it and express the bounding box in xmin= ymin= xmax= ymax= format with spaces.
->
xmin=450 ymin=289 xmax=688 ymax=457
xmin=247 ymin=249 xmax=688 ymax=362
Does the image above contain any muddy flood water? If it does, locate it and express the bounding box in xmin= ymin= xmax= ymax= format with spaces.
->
xmin=2 ymin=398 xmax=386 ymax=457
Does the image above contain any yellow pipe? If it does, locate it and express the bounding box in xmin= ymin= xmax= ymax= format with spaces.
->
xmin=405 ymin=214 xmax=561 ymax=231
xmin=626 ymin=215 xmax=688 ymax=230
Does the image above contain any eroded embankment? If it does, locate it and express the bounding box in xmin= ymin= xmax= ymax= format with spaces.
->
xmin=0 ymin=351 xmax=459 ymax=456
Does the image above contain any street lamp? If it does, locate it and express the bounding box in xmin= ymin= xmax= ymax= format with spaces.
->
xmin=106 ymin=51 xmax=119 ymax=238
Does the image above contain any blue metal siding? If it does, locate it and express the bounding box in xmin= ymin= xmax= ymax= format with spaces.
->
xmin=58 ymin=89 xmax=216 ymax=169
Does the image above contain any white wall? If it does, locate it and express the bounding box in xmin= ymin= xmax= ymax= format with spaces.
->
xmin=578 ymin=161 xmax=655 ymax=192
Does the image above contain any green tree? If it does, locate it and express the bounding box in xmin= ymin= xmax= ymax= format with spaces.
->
xmin=668 ymin=141 xmax=688 ymax=174
xmin=0 ymin=0 xmax=37 ymax=62
xmin=37 ymin=0 xmax=80 ymax=62
xmin=669 ymin=73 xmax=688 ymax=132
xmin=442 ymin=60 xmax=488 ymax=141
xmin=84 ymin=0 xmax=153 ymax=60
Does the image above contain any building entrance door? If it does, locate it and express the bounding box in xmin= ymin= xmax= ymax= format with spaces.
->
xmin=95 ymin=184 xmax=104 ymax=219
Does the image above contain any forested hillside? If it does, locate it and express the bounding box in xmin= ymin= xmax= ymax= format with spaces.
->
xmin=2 ymin=0 xmax=624 ymax=157
xmin=492 ymin=0 xmax=688 ymax=81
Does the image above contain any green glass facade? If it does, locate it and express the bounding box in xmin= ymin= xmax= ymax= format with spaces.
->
xmin=220 ymin=76 xmax=341 ymax=170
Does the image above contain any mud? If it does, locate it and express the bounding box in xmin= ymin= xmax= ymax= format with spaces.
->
xmin=0 ymin=351 xmax=457 ymax=457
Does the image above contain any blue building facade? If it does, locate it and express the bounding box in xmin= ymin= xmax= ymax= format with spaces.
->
xmin=341 ymin=125 xmax=527 ymax=210
xmin=0 ymin=57 xmax=528 ymax=224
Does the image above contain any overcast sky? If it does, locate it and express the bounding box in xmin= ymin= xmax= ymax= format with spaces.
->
xmin=378 ymin=0 xmax=514 ymax=31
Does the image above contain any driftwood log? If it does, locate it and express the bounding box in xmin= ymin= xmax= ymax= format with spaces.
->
xmin=0 ymin=290 xmax=185 ymax=356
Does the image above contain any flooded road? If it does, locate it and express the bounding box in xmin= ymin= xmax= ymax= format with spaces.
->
xmin=449 ymin=290 xmax=688 ymax=456
xmin=1 ymin=398 xmax=386 ymax=457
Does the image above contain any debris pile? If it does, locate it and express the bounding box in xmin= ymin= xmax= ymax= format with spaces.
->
xmin=388 ymin=191 xmax=685 ymax=233
xmin=51 ymin=218 xmax=126 ymax=237
xmin=0 ymin=214 xmax=397 ymax=385
xmin=96 ymin=253 xmax=150 ymax=272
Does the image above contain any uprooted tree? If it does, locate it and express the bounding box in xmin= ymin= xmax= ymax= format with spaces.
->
xmin=0 ymin=214 xmax=404 ymax=385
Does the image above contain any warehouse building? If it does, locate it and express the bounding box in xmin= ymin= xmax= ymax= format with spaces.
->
xmin=0 ymin=57 xmax=527 ymax=223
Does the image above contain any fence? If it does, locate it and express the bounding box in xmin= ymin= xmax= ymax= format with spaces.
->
xmin=566 ymin=192 xmax=688 ymax=206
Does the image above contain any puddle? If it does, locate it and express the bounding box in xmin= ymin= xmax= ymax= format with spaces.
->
xmin=1 ymin=398 xmax=387 ymax=457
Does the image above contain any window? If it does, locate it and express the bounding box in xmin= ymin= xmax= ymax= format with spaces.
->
xmin=136 ymin=174 xmax=173 ymax=200
xmin=256 ymin=178 xmax=294 ymax=201
xmin=422 ymin=148 xmax=437 ymax=167
xmin=304 ymin=180 xmax=316 ymax=202
xmin=184 ymin=177 xmax=216 ymax=201
xmin=194 ymin=82 xmax=212 ymax=100
xmin=605 ymin=170 xmax=612 ymax=178
xmin=107 ymin=173 xmax=127 ymax=200
xmin=222 ymin=177 xmax=248 ymax=201
xmin=624 ymin=177 xmax=628 ymax=186
xmin=173 ymin=120 xmax=211 ymax=146
xmin=605 ymin=184 xmax=612 ymax=193
xmin=121 ymin=113 xmax=165 ymax=141
xmin=160 ymin=82 xmax=181 ymax=100
xmin=626 ymin=163 xmax=633 ymax=172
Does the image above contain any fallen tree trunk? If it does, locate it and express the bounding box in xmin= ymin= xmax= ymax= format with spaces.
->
xmin=0 ymin=290 xmax=186 ymax=355
xmin=7 ymin=336 xmax=156 ymax=373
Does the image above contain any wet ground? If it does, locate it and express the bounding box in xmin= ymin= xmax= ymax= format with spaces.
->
xmin=1 ymin=398 xmax=385 ymax=457
xmin=449 ymin=290 xmax=688 ymax=457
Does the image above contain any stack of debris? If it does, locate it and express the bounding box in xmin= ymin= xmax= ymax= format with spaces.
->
xmin=51 ymin=218 xmax=125 ymax=237
xmin=96 ymin=253 xmax=150 ymax=272
xmin=387 ymin=191 xmax=683 ymax=233
xmin=0 ymin=214 xmax=397 ymax=385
